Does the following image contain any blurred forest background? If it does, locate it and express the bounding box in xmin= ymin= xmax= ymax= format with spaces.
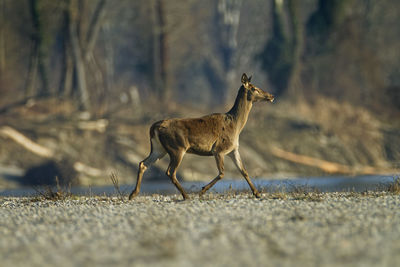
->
xmin=0 ymin=0 xmax=399 ymax=188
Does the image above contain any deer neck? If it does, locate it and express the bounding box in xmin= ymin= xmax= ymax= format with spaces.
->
xmin=227 ymin=86 xmax=253 ymax=133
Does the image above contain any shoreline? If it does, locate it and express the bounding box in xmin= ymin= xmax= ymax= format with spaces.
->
xmin=1 ymin=174 xmax=398 ymax=197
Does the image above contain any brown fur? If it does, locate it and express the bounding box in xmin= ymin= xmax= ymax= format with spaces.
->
xmin=129 ymin=73 xmax=274 ymax=200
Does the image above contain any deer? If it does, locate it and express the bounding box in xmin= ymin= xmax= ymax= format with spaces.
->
xmin=129 ymin=73 xmax=274 ymax=200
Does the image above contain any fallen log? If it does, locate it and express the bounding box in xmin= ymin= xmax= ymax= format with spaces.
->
xmin=0 ymin=125 xmax=103 ymax=177
xmin=77 ymin=119 xmax=108 ymax=133
xmin=0 ymin=126 xmax=54 ymax=158
xmin=270 ymin=146 xmax=397 ymax=175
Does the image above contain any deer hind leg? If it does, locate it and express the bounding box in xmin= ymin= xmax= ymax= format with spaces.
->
xmin=166 ymin=149 xmax=189 ymax=200
xmin=200 ymin=153 xmax=224 ymax=196
xmin=129 ymin=137 xmax=166 ymax=200
xmin=228 ymin=148 xmax=261 ymax=198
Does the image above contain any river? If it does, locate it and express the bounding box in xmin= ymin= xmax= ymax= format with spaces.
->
xmin=0 ymin=175 xmax=397 ymax=197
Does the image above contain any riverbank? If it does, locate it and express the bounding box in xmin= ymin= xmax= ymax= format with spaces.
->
xmin=1 ymin=192 xmax=400 ymax=266
xmin=0 ymin=175 xmax=398 ymax=197
xmin=1 ymin=96 xmax=399 ymax=189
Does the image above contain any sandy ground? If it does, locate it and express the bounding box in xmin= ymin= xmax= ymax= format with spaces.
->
xmin=1 ymin=192 xmax=400 ymax=267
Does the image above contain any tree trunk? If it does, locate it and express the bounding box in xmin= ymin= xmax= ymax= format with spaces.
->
xmin=84 ymin=0 xmax=107 ymax=61
xmin=60 ymin=0 xmax=109 ymax=111
xmin=60 ymin=46 xmax=74 ymax=98
xmin=69 ymin=25 xmax=90 ymax=110
xmin=59 ymin=7 xmax=73 ymax=97
xmin=152 ymin=0 xmax=169 ymax=103
xmin=69 ymin=0 xmax=90 ymax=110
xmin=25 ymin=42 xmax=39 ymax=98
xmin=0 ymin=0 xmax=5 ymax=74
xmin=259 ymin=0 xmax=303 ymax=97
xmin=286 ymin=0 xmax=304 ymax=96
xmin=212 ymin=0 xmax=242 ymax=106
xmin=103 ymin=21 xmax=114 ymax=92
xmin=85 ymin=0 xmax=109 ymax=110
xmin=28 ymin=0 xmax=49 ymax=97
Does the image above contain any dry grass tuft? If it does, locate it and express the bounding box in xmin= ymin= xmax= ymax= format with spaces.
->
xmin=387 ymin=177 xmax=400 ymax=194
xmin=263 ymin=184 xmax=324 ymax=201
xmin=290 ymin=184 xmax=323 ymax=202
xmin=110 ymin=172 xmax=126 ymax=202
xmin=31 ymin=177 xmax=74 ymax=201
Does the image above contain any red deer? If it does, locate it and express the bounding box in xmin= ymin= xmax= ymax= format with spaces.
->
xmin=129 ymin=73 xmax=274 ymax=200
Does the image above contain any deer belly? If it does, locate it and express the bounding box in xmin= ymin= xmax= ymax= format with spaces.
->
xmin=186 ymin=142 xmax=214 ymax=156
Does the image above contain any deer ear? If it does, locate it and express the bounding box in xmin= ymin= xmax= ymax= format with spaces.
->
xmin=241 ymin=73 xmax=249 ymax=84
xmin=248 ymin=75 xmax=252 ymax=82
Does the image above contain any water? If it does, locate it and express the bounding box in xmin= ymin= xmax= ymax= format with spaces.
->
xmin=0 ymin=175 xmax=397 ymax=197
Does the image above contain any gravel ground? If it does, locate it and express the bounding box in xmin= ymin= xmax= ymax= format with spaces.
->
xmin=1 ymin=192 xmax=400 ymax=267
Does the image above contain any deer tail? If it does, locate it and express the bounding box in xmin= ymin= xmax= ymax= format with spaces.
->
xmin=150 ymin=120 xmax=163 ymax=139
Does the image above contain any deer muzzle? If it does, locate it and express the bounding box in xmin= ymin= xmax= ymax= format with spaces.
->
xmin=265 ymin=93 xmax=274 ymax=102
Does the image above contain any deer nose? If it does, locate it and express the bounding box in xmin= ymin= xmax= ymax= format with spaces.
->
xmin=265 ymin=93 xmax=274 ymax=102
xmin=270 ymin=95 xmax=275 ymax=102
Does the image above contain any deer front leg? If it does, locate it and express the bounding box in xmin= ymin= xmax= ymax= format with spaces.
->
xmin=200 ymin=153 xmax=224 ymax=196
xmin=228 ymin=148 xmax=261 ymax=198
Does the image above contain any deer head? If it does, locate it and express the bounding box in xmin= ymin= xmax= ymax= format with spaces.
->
xmin=241 ymin=73 xmax=274 ymax=103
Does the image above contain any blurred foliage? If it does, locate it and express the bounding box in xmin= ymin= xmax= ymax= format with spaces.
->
xmin=307 ymin=0 xmax=352 ymax=44
xmin=0 ymin=0 xmax=399 ymax=114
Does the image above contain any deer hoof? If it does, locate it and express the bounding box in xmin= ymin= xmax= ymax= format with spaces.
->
xmin=128 ymin=192 xmax=138 ymax=200
xmin=199 ymin=187 xmax=206 ymax=196
xmin=254 ymin=192 xmax=261 ymax=198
